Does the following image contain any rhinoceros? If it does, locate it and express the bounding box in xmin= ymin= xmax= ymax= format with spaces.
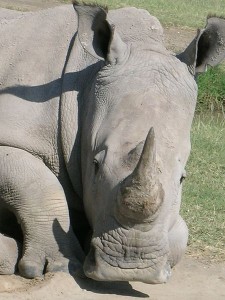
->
xmin=0 ymin=2 xmax=224 ymax=284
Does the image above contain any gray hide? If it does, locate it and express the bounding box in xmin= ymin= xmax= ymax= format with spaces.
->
xmin=0 ymin=3 xmax=225 ymax=283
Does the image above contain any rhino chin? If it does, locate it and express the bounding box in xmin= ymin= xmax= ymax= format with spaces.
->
xmin=83 ymin=238 xmax=172 ymax=284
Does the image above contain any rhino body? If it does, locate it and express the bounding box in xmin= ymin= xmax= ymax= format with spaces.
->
xmin=0 ymin=3 xmax=225 ymax=283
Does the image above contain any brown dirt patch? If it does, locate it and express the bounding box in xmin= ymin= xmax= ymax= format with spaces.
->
xmin=164 ymin=26 xmax=196 ymax=52
xmin=0 ymin=257 xmax=224 ymax=300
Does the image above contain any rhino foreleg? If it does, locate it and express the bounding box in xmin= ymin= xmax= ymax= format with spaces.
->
xmin=0 ymin=146 xmax=84 ymax=278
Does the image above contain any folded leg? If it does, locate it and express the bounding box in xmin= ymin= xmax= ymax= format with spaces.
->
xmin=0 ymin=146 xmax=84 ymax=278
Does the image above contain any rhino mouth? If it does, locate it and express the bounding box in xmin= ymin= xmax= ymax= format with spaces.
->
xmin=83 ymin=227 xmax=171 ymax=284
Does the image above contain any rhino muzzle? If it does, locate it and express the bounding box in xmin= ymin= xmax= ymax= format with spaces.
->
xmin=116 ymin=127 xmax=164 ymax=223
xmin=83 ymin=227 xmax=171 ymax=284
xmin=84 ymin=245 xmax=171 ymax=283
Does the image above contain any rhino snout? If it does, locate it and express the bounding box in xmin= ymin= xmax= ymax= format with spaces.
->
xmin=83 ymin=227 xmax=171 ymax=284
xmin=84 ymin=243 xmax=171 ymax=283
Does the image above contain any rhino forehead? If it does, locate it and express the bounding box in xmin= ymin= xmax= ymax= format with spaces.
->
xmin=96 ymin=48 xmax=197 ymax=97
xmin=92 ymin=96 xmax=193 ymax=180
xmin=91 ymin=53 xmax=197 ymax=148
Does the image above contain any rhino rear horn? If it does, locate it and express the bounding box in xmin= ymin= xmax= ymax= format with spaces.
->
xmin=117 ymin=128 xmax=164 ymax=223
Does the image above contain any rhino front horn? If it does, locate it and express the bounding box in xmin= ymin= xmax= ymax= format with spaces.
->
xmin=116 ymin=127 xmax=164 ymax=222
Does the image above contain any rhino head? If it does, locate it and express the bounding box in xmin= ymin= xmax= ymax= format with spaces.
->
xmin=73 ymin=3 xmax=225 ymax=283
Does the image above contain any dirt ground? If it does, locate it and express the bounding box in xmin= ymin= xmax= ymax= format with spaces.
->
xmin=0 ymin=257 xmax=224 ymax=300
xmin=0 ymin=1 xmax=224 ymax=299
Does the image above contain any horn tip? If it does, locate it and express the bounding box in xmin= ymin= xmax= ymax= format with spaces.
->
xmin=147 ymin=127 xmax=155 ymax=141
xmin=149 ymin=126 xmax=154 ymax=133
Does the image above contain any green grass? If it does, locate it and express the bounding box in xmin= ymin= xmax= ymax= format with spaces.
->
xmin=4 ymin=5 xmax=29 ymax=12
xmin=61 ymin=0 xmax=225 ymax=28
xmin=181 ymin=115 xmax=225 ymax=261
xmin=197 ymin=66 xmax=225 ymax=114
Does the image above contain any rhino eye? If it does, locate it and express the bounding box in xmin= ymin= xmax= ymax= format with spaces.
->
xmin=180 ymin=171 xmax=187 ymax=184
xmin=93 ymin=150 xmax=105 ymax=175
xmin=93 ymin=158 xmax=100 ymax=175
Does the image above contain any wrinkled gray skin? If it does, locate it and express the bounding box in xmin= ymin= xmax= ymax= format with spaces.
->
xmin=0 ymin=3 xmax=225 ymax=283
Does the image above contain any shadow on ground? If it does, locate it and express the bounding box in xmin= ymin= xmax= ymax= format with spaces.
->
xmin=75 ymin=277 xmax=149 ymax=298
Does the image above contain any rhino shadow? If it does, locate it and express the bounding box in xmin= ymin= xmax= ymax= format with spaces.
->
xmin=0 ymin=67 xmax=97 ymax=103
xmin=52 ymin=219 xmax=149 ymax=298
xmin=0 ymin=33 xmax=101 ymax=103
xmin=75 ymin=277 xmax=149 ymax=298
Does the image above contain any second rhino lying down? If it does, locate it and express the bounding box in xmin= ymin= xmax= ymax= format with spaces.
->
xmin=0 ymin=2 xmax=224 ymax=284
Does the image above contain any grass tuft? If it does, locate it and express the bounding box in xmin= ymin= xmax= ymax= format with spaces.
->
xmin=197 ymin=66 xmax=225 ymax=114
xmin=181 ymin=115 xmax=225 ymax=261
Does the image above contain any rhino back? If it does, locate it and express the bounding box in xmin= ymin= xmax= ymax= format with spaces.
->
xmin=0 ymin=5 xmax=77 ymax=174
xmin=108 ymin=7 xmax=164 ymax=46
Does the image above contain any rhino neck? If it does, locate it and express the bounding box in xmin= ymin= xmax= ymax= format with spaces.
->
xmin=59 ymin=33 xmax=103 ymax=199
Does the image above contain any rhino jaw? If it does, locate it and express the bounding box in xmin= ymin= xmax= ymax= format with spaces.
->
xmin=83 ymin=246 xmax=171 ymax=284
xmin=83 ymin=227 xmax=171 ymax=284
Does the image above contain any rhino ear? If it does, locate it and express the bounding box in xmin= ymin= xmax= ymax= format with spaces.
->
xmin=177 ymin=17 xmax=225 ymax=75
xmin=73 ymin=2 xmax=128 ymax=64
